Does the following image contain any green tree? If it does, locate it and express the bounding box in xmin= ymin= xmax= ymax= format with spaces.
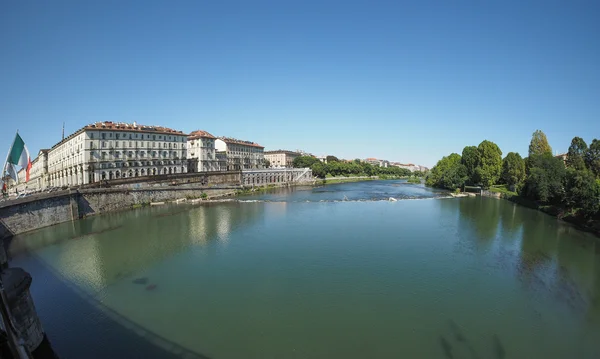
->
xmin=426 ymin=153 xmax=467 ymax=190
xmin=461 ymin=146 xmax=479 ymax=184
xmin=311 ymin=162 xmax=327 ymax=178
xmin=528 ymin=130 xmax=553 ymax=157
xmin=566 ymin=137 xmax=588 ymax=170
xmin=264 ymin=159 xmax=271 ymax=168
xmin=565 ymin=168 xmax=600 ymax=217
xmin=524 ymin=153 xmax=566 ymax=203
xmin=501 ymin=152 xmax=526 ymax=191
xmin=585 ymin=139 xmax=600 ymax=177
xmin=474 ymin=140 xmax=502 ymax=188
xmin=293 ymin=156 xmax=320 ymax=168
xmin=326 ymin=155 xmax=339 ymax=163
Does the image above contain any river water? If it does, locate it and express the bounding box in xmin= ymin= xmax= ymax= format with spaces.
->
xmin=7 ymin=180 xmax=600 ymax=358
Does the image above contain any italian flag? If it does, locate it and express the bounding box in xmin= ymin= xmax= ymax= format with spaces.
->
xmin=8 ymin=133 xmax=32 ymax=182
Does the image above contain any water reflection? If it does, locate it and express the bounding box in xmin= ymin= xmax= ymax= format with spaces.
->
xmin=455 ymin=197 xmax=600 ymax=325
xmin=457 ymin=197 xmax=501 ymax=249
xmin=8 ymin=203 xmax=265 ymax=292
xmin=6 ymin=190 xmax=600 ymax=358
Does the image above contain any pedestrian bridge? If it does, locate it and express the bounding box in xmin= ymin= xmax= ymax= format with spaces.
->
xmin=242 ymin=168 xmax=314 ymax=186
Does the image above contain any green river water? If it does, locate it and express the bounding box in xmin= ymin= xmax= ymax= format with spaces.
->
xmin=7 ymin=180 xmax=600 ymax=358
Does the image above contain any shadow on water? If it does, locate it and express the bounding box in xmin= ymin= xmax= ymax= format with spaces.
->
xmin=439 ymin=336 xmax=453 ymax=359
xmin=492 ymin=334 xmax=506 ymax=359
xmin=443 ymin=319 xmax=509 ymax=359
xmin=12 ymin=253 xmax=211 ymax=359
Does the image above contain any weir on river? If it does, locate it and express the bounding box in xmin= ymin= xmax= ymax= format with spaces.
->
xmin=5 ymin=180 xmax=600 ymax=359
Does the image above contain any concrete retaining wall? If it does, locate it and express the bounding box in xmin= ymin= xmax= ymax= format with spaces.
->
xmin=0 ymin=187 xmax=238 ymax=240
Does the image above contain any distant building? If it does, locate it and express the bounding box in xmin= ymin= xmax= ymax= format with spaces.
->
xmin=365 ymin=157 xmax=380 ymax=166
xmin=215 ymin=137 xmax=265 ymax=170
xmin=365 ymin=158 xmax=389 ymax=167
xmin=264 ymin=150 xmax=300 ymax=168
xmin=555 ymin=153 xmax=567 ymax=165
xmin=28 ymin=149 xmax=49 ymax=190
xmin=316 ymin=155 xmax=327 ymax=164
xmin=390 ymin=162 xmax=423 ymax=172
xmin=187 ymin=130 xmax=219 ymax=172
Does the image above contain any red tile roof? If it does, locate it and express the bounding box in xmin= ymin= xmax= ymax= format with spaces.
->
xmin=51 ymin=121 xmax=187 ymax=150
xmin=188 ymin=130 xmax=216 ymax=139
xmin=264 ymin=150 xmax=299 ymax=155
xmin=84 ymin=121 xmax=185 ymax=135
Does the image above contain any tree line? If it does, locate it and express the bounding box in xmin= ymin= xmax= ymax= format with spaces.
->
xmin=292 ymin=156 xmax=418 ymax=178
xmin=426 ymin=130 xmax=600 ymax=218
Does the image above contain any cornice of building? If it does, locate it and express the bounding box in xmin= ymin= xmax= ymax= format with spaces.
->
xmin=217 ymin=137 xmax=264 ymax=148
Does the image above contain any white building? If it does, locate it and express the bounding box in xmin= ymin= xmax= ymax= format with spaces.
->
xmin=47 ymin=121 xmax=188 ymax=187
xmin=187 ymin=130 xmax=219 ymax=172
xmin=27 ymin=149 xmax=49 ymax=190
xmin=390 ymin=162 xmax=421 ymax=172
xmin=215 ymin=137 xmax=265 ymax=171
xmin=264 ymin=150 xmax=300 ymax=168
xmin=364 ymin=158 xmax=389 ymax=167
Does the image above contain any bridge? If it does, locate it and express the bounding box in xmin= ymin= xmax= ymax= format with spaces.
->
xmin=242 ymin=168 xmax=314 ymax=186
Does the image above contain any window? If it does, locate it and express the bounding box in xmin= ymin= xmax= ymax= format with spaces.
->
xmin=102 ymin=133 xmax=106 ymax=139
xmin=109 ymin=133 xmax=113 ymax=138
xmin=90 ymin=133 xmax=94 ymax=139
xmin=116 ymin=133 xmax=120 ymax=139
xmin=115 ymin=141 xmax=119 ymax=147
xmin=129 ymin=141 xmax=132 ymax=147
xmin=102 ymin=141 xmax=106 ymax=148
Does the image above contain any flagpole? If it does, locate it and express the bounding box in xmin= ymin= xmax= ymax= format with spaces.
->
xmin=2 ymin=131 xmax=21 ymax=195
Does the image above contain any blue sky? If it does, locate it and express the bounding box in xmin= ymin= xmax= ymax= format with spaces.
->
xmin=1 ymin=1 xmax=599 ymax=168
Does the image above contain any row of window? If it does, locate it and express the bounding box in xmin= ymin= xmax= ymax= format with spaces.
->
xmin=94 ymin=132 xmax=186 ymax=142
xmin=99 ymin=141 xmax=181 ymax=149
xmin=99 ymin=161 xmax=183 ymax=169
xmin=93 ymin=151 xmax=180 ymax=159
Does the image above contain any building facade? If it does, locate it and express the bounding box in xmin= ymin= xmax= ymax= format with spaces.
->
xmin=187 ymin=130 xmax=219 ymax=172
xmin=364 ymin=158 xmax=389 ymax=167
xmin=47 ymin=121 xmax=188 ymax=187
xmin=28 ymin=150 xmax=49 ymax=190
xmin=215 ymin=137 xmax=265 ymax=171
xmin=264 ymin=150 xmax=300 ymax=168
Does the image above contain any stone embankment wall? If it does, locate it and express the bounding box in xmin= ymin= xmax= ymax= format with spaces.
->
xmin=0 ymin=170 xmax=317 ymax=240
xmin=85 ymin=170 xmax=241 ymax=189
xmin=0 ymin=187 xmax=238 ymax=240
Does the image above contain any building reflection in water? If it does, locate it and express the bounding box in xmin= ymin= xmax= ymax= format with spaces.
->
xmin=7 ymin=202 xmax=265 ymax=293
